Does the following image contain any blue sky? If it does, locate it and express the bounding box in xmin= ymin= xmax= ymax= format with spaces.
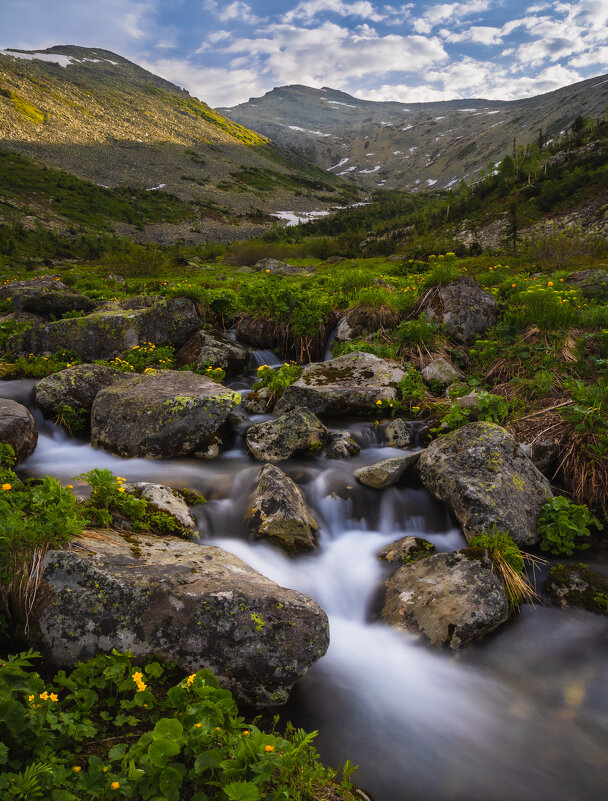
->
xmin=2 ymin=1 xmax=608 ymax=106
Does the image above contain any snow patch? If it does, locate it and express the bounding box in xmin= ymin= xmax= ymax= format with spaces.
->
xmin=326 ymin=100 xmax=357 ymax=108
xmin=338 ymin=166 xmax=356 ymax=175
xmin=393 ymin=150 xmax=402 ymax=155
xmin=286 ymin=125 xmax=331 ymax=137
xmin=328 ymin=157 xmax=350 ymax=171
xmin=401 ymin=124 xmax=413 ymax=131
xmin=434 ymin=116 xmax=445 ymax=120
xmin=426 ymin=178 xmax=438 ymax=186
xmin=1 ymin=50 xmax=118 ymax=68
xmin=359 ymin=165 xmax=381 ymax=174
xmin=146 ymin=183 xmax=166 ymax=191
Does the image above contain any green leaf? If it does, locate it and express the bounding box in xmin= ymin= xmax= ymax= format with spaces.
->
xmin=223 ymin=781 xmax=261 ymax=801
xmin=153 ymin=717 xmax=184 ymax=741
xmin=159 ymin=765 xmax=184 ymax=801
xmin=148 ymin=738 xmax=181 ymax=768
xmin=193 ymin=750 xmax=224 ymax=774
xmin=145 ymin=661 xmax=164 ymax=678
xmin=108 ymin=743 xmax=128 ymax=761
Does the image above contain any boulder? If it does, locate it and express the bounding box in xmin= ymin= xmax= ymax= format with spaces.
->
xmin=276 ymin=352 xmax=405 ymax=416
xmin=10 ymin=297 xmax=202 ymax=361
xmin=246 ymin=408 xmax=328 ymax=462
xmin=355 ymin=453 xmax=419 ymax=489
xmin=176 ymin=330 xmax=250 ymax=377
xmin=0 ymin=276 xmax=96 ymax=317
xmin=248 ymin=464 xmax=318 ymax=553
xmin=334 ymin=305 xmax=400 ymax=342
xmin=254 ymin=258 xmax=304 ymax=275
xmin=121 ymin=482 xmax=196 ymax=534
xmin=455 ymin=392 xmax=482 ymax=416
xmin=545 ymin=564 xmax=608 ymax=615
xmin=566 ymin=269 xmax=608 ymax=299
xmin=377 ymin=536 xmax=435 ymax=565
xmin=324 ymin=432 xmax=360 ymax=459
xmin=243 ymin=387 xmax=273 ymax=414
xmin=422 ymin=358 xmax=464 ymax=386
xmin=418 ymin=422 xmax=552 ymax=547
xmin=0 ymin=398 xmax=38 ymax=464
xmin=417 ymin=277 xmax=497 ymax=343
xmin=91 ymin=370 xmax=239 ymax=458
xmin=385 ymin=419 xmax=412 ymax=448
xmin=381 ymin=549 xmax=509 ymax=648
xmin=34 ymin=364 xmax=125 ymax=423
xmin=36 ymin=531 xmax=329 ymax=706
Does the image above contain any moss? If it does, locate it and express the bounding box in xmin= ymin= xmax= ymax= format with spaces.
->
xmin=547 ymin=563 xmax=608 ymax=614
xmin=250 ymin=612 xmax=265 ymax=631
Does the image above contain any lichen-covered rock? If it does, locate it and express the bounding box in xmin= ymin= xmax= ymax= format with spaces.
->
xmin=276 ymin=352 xmax=405 ymax=416
xmin=254 ymin=258 xmax=304 ymax=275
xmin=91 ymin=371 xmax=239 ymax=458
xmin=324 ymin=432 xmax=360 ymax=459
xmin=355 ymin=453 xmax=419 ymax=489
xmin=381 ymin=549 xmax=509 ymax=648
xmin=246 ymin=408 xmax=328 ymax=462
xmin=36 ymin=531 xmax=329 ymax=706
xmin=243 ymin=387 xmax=273 ymax=414
xmin=422 ymin=358 xmax=464 ymax=386
xmin=545 ymin=564 xmax=608 ymax=615
xmin=0 ymin=398 xmax=37 ymax=464
xmin=418 ymin=277 xmax=497 ymax=344
xmin=122 ymin=482 xmax=196 ymax=534
xmin=176 ymin=330 xmax=250 ymax=377
xmin=34 ymin=364 xmax=125 ymax=423
xmin=566 ymin=269 xmax=608 ymax=299
xmin=248 ymin=464 xmax=318 ymax=553
xmin=0 ymin=276 xmax=96 ymax=317
xmin=418 ymin=422 xmax=552 ymax=547
xmin=377 ymin=536 xmax=435 ymax=565
xmin=385 ymin=419 xmax=413 ymax=448
xmin=10 ymin=297 xmax=202 ymax=361
xmin=334 ymin=305 xmax=400 ymax=342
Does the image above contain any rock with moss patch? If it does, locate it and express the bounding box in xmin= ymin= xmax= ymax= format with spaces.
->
xmin=418 ymin=277 xmax=497 ymax=344
xmin=418 ymin=422 xmax=552 ymax=547
xmin=324 ymin=432 xmax=360 ymax=459
xmin=275 ymin=351 xmax=405 ymax=416
xmin=378 ymin=536 xmax=435 ymax=565
xmin=10 ymin=297 xmax=202 ymax=361
xmin=34 ymin=364 xmax=125 ymax=424
xmin=176 ymin=330 xmax=250 ymax=376
xmin=335 ymin=305 xmax=400 ymax=342
xmin=243 ymin=387 xmax=273 ymax=414
xmin=355 ymin=453 xmax=419 ymax=489
xmin=36 ymin=530 xmax=329 ymax=706
xmin=246 ymin=408 xmax=328 ymax=462
xmin=254 ymin=258 xmax=304 ymax=275
xmin=248 ymin=464 xmax=318 ymax=552
xmin=381 ymin=549 xmax=509 ymax=648
xmin=385 ymin=419 xmax=413 ymax=448
xmin=545 ymin=564 xmax=608 ymax=615
xmin=422 ymin=358 xmax=464 ymax=386
xmin=0 ymin=398 xmax=37 ymax=464
xmin=91 ymin=370 xmax=239 ymax=458
xmin=0 ymin=276 xmax=96 ymax=317
xmin=566 ymin=269 xmax=608 ymax=299
xmin=121 ymin=482 xmax=196 ymax=534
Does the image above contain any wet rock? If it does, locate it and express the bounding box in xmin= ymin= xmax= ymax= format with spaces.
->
xmin=121 ymin=482 xmax=196 ymax=534
xmin=422 ymin=358 xmax=464 ymax=386
xmin=382 ymin=549 xmax=509 ymax=648
xmin=520 ymin=439 xmax=558 ymax=476
xmin=10 ymin=297 xmax=202 ymax=361
xmin=377 ymin=536 xmax=435 ymax=565
xmin=34 ymin=364 xmax=125 ymax=424
xmin=91 ymin=370 xmax=239 ymax=458
xmin=385 ymin=419 xmax=413 ymax=448
xmin=566 ymin=269 xmax=608 ymax=299
xmin=419 ymin=422 xmax=552 ymax=547
xmin=355 ymin=453 xmax=419 ymax=489
xmin=335 ymin=305 xmax=400 ymax=342
xmin=246 ymin=408 xmax=328 ymax=462
xmin=276 ymin=352 xmax=405 ymax=416
xmin=545 ymin=564 xmax=608 ymax=615
xmin=418 ymin=277 xmax=497 ymax=344
xmin=0 ymin=398 xmax=38 ymax=464
xmin=36 ymin=530 xmax=329 ymax=706
xmin=243 ymin=387 xmax=273 ymax=414
xmin=324 ymin=432 xmax=360 ymax=459
xmin=176 ymin=330 xmax=250 ymax=376
xmin=254 ymin=258 xmax=304 ymax=275
xmin=248 ymin=464 xmax=318 ymax=553
xmin=0 ymin=276 xmax=96 ymax=317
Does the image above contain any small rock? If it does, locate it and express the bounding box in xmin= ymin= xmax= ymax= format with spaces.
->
xmin=422 ymin=358 xmax=464 ymax=386
xmin=0 ymin=398 xmax=38 ymax=464
xmin=545 ymin=564 xmax=608 ymax=615
xmin=355 ymin=453 xmax=419 ymax=489
xmin=377 ymin=536 xmax=435 ymax=565
xmin=385 ymin=419 xmax=413 ymax=448
xmin=243 ymin=387 xmax=273 ymax=414
xmin=248 ymin=464 xmax=318 ymax=552
xmin=324 ymin=432 xmax=360 ymax=459
xmin=122 ymin=482 xmax=196 ymax=533
xmin=254 ymin=258 xmax=304 ymax=275
xmin=566 ymin=269 xmax=608 ymax=299
xmin=417 ymin=276 xmax=497 ymax=344
xmin=176 ymin=330 xmax=250 ymax=377
xmin=246 ymin=408 xmax=328 ymax=462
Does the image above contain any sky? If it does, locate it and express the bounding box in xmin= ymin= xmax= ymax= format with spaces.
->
xmin=1 ymin=1 xmax=608 ymax=107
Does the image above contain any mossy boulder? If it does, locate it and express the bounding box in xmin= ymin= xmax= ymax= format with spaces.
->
xmin=418 ymin=277 xmax=497 ymax=344
xmin=377 ymin=536 xmax=435 ymax=565
xmin=91 ymin=370 xmax=239 ymax=458
xmin=418 ymin=422 xmax=552 ymax=547
xmin=545 ymin=564 xmax=608 ymax=615
xmin=275 ymin=351 xmax=405 ymax=416
xmin=324 ymin=432 xmax=360 ymax=459
xmin=176 ymin=330 xmax=250 ymax=377
xmin=422 ymin=357 xmax=464 ymax=386
xmin=10 ymin=297 xmax=202 ymax=361
xmin=566 ymin=269 xmax=608 ymax=299
xmin=355 ymin=453 xmax=420 ymax=489
xmin=248 ymin=464 xmax=318 ymax=553
xmin=385 ymin=419 xmax=413 ymax=448
xmin=381 ymin=549 xmax=509 ymax=648
xmin=246 ymin=408 xmax=328 ymax=462
xmin=34 ymin=364 xmax=125 ymax=424
xmin=36 ymin=531 xmax=330 ymax=706
xmin=0 ymin=276 xmax=96 ymax=317
xmin=0 ymin=398 xmax=37 ymax=464
xmin=121 ymin=482 xmax=196 ymax=535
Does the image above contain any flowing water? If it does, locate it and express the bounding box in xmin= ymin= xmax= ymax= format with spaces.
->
xmin=4 ymin=369 xmax=608 ymax=801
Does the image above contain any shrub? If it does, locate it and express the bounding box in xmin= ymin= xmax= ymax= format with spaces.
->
xmin=469 ymin=528 xmax=538 ymax=607
xmin=537 ymin=495 xmax=599 ymax=555
xmin=252 ymin=363 xmax=302 ymax=397
xmin=395 ymin=315 xmax=442 ymax=348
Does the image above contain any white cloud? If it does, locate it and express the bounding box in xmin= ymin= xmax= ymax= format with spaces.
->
xmin=441 ymin=25 xmax=504 ymax=45
xmin=283 ymin=1 xmax=386 ymax=23
xmin=217 ymin=2 xmax=259 ymax=24
xmin=412 ymin=0 xmax=493 ymax=33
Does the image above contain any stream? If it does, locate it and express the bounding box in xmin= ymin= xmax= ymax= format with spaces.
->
xmin=3 ymin=371 xmax=608 ymax=801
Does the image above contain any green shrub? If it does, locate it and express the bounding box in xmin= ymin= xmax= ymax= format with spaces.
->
xmin=397 ymin=364 xmax=425 ymax=404
xmin=468 ymin=528 xmax=535 ymax=607
xmin=99 ymin=344 xmax=176 ymax=373
xmin=252 ymin=363 xmax=302 ymax=397
xmin=537 ymin=495 xmax=599 ymax=555
xmin=395 ymin=316 xmax=442 ymax=348
xmin=424 ymin=254 xmax=460 ymax=286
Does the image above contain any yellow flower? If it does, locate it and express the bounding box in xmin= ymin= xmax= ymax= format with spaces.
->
xmin=66 ymin=485 xmax=73 ymax=489
xmin=264 ymin=744 xmax=275 ymax=752
xmin=194 ymin=722 xmax=202 ymax=728
xmin=376 ymin=400 xmax=382 ymax=405
xmin=40 ymin=691 xmax=49 ymax=701
xmin=548 ymin=281 xmax=553 ymax=286
xmin=111 ymin=781 xmax=120 ymax=790
xmin=186 ymin=673 xmax=196 ymax=687
xmin=73 ymin=766 xmax=81 ymax=773
xmin=118 ymin=487 xmax=126 ymax=493
xmin=28 ymin=694 xmax=35 ymax=701
xmin=411 ymin=406 xmax=421 ymax=412
xmin=2 ymin=484 xmax=11 ymax=491
xmin=265 ymin=269 xmax=271 ymax=273
xmin=215 ymin=726 xmax=221 ymax=731
xmin=243 ymin=730 xmax=250 ymax=736
xmin=49 ymin=693 xmax=59 ymax=702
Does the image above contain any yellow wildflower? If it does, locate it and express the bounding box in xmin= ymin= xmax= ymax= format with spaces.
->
xmin=49 ymin=693 xmax=59 ymax=702
xmin=264 ymin=744 xmax=275 ymax=752
xmin=40 ymin=691 xmax=49 ymax=701
xmin=2 ymin=484 xmax=11 ymax=491
xmin=186 ymin=673 xmax=196 ymax=687
xmin=111 ymin=781 xmax=120 ymax=790
xmin=73 ymin=766 xmax=81 ymax=773
xmin=194 ymin=722 xmax=202 ymax=728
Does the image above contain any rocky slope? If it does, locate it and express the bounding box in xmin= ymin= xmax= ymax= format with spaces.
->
xmin=220 ymin=76 xmax=608 ymax=192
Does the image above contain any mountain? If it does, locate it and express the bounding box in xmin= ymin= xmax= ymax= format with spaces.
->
xmin=219 ymin=76 xmax=608 ymax=192
xmin=0 ymin=46 xmax=358 ymax=241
